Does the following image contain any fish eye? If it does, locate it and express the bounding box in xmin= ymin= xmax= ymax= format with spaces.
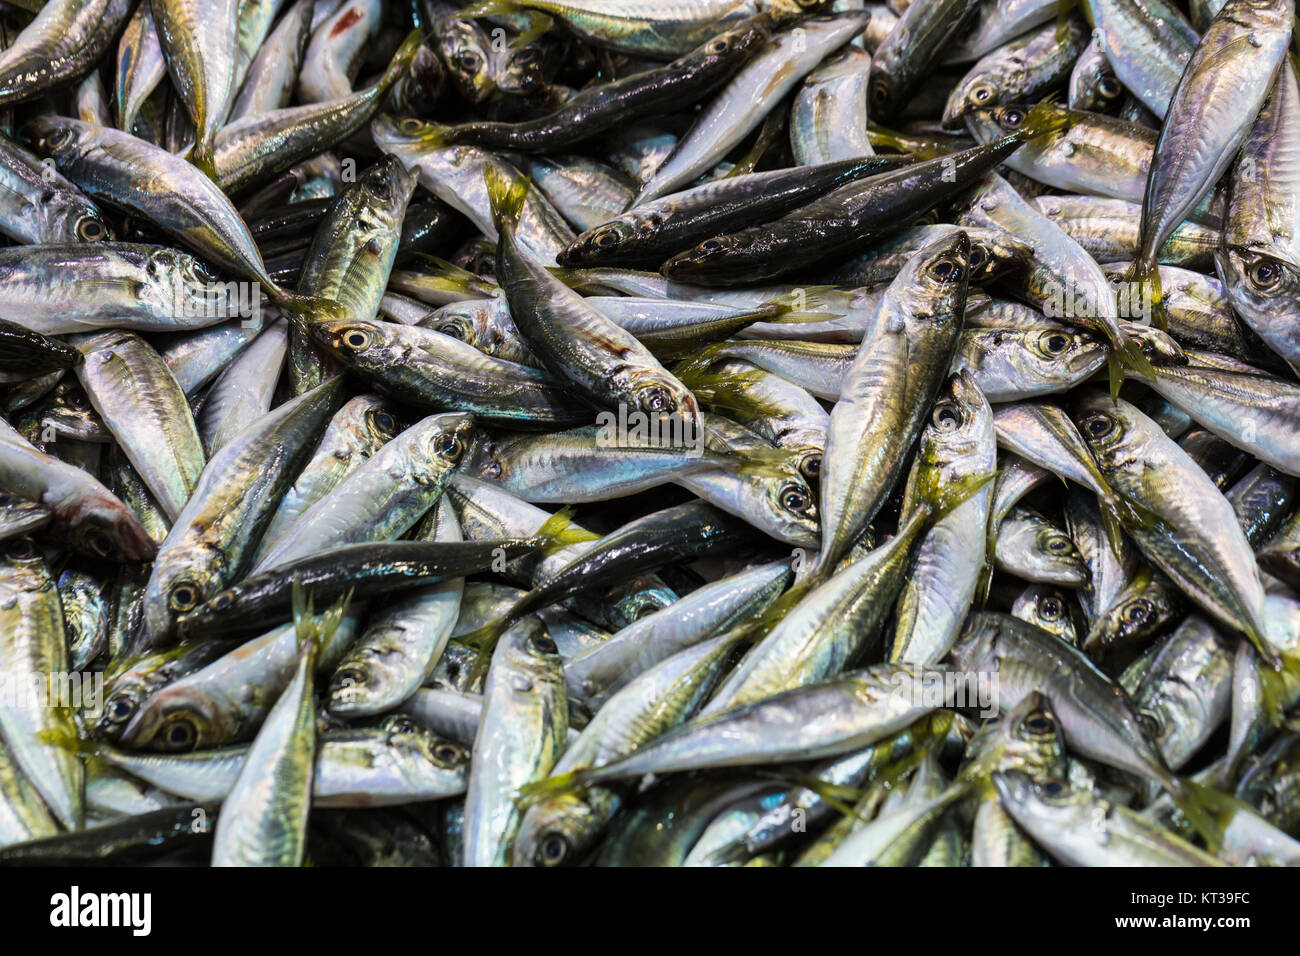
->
xmin=593 ymin=228 xmax=620 ymax=249
xmin=68 ymin=391 xmax=90 ymax=409
xmin=433 ymin=433 xmax=464 ymax=461
xmin=433 ymin=742 xmax=465 ymax=765
xmin=104 ymin=695 xmax=135 ymax=724
xmin=512 ymin=47 xmax=538 ymax=65
xmin=399 ymin=117 xmax=425 ymax=134
xmin=162 ymin=717 xmax=199 ymax=751
xmin=341 ymin=328 xmax=373 ymax=351
xmin=6 ymin=538 xmax=36 ymax=561
xmin=436 ymin=320 xmax=467 ymax=340
xmin=1000 ymin=108 xmax=1027 ymax=129
xmin=1041 ymin=332 xmax=1071 ymax=355
xmin=780 ymin=485 xmax=811 ymax=515
xmin=929 ymin=257 xmax=964 ymax=283
xmin=76 ymin=217 xmax=108 ymax=241
xmin=1038 ymin=596 xmax=1062 ymax=620
xmin=707 ymin=37 xmax=731 ymax=53
xmin=968 ymin=246 xmax=986 ymax=268
xmin=638 ymin=386 xmax=676 ymax=414
xmin=1045 ymin=535 xmax=1072 ymax=554
xmin=697 ymin=238 xmax=724 ymax=254
xmin=369 ymin=408 xmax=398 ymax=435
xmin=87 ymin=531 xmax=116 ymax=558
xmin=1038 ymin=778 xmax=1066 ymax=797
xmin=972 ymin=84 xmax=994 ymax=103
xmin=1249 ymin=257 xmax=1284 ymax=290
xmin=531 ymin=635 xmax=558 ymax=655
xmin=931 ymin=403 xmax=961 ymax=431
xmin=1124 ymin=601 xmax=1150 ymax=625
xmin=1098 ymin=76 xmax=1122 ymax=99
xmin=211 ymin=590 xmax=235 ymax=612
xmin=1080 ymin=413 xmax=1114 ymax=439
xmin=455 ymin=52 xmax=480 ymax=72
xmin=46 ymin=127 xmax=73 ymax=149
xmin=800 ymin=453 xmax=821 ymax=481
xmin=333 ymin=666 xmax=366 ymax=690
xmin=538 ymin=832 xmax=569 ymax=866
xmin=168 ymin=582 xmax=201 ymax=613
xmin=1023 ymin=711 xmax=1055 ymax=734
xmin=869 ymin=80 xmax=890 ymax=107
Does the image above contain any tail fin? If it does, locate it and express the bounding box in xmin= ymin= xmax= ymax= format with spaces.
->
xmin=273 ymin=292 xmax=346 ymax=334
xmin=1124 ymin=255 xmax=1166 ymax=331
xmin=514 ymin=767 xmax=592 ymax=806
xmin=458 ymin=2 xmax=553 ymax=48
xmin=531 ymin=506 xmax=600 ymax=554
xmin=376 ymin=29 xmax=426 ymax=97
xmin=484 ymin=163 xmax=528 ymax=236
xmin=190 ymin=142 xmax=219 ymax=182
xmin=409 ymin=254 xmax=500 ymax=297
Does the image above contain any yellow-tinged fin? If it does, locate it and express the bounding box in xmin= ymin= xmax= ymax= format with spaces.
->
xmin=1170 ymin=779 xmax=1229 ymax=856
xmin=291 ymin=579 xmax=352 ymax=659
xmin=727 ymin=103 xmax=787 ymax=178
xmin=485 ymin=163 xmax=528 ymax=234
xmin=514 ymin=767 xmax=592 ymax=805
xmin=37 ymin=723 xmax=100 ymax=760
xmin=1055 ymin=0 xmax=1080 ymax=41
xmin=457 ymin=2 xmax=553 ymax=47
xmin=274 ymin=292 xmax=347 ymax=333
xmin=190 ymin=144 xmax=219 ymax=182
xmin=377 ymin=29 xmax=426 ymax=95
xmin=532 ymin=505 xmax=600 ymax=553
xmin=410 ymin=254 xmax=498 ymax=296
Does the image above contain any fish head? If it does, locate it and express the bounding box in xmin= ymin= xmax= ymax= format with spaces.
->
xmin=943 ymin=76 xmax=1004 ymax=130
xmin=660 ymin=230 xmax=768 ymax=285
xmin=1082 ymin=573 xmax=1176 ymax=653
xmin=963 ymin=228 xmax=1034 ymax=283
xmin=513 ymin=791 xmax=606 ymax=867
xmin=309 ymin=316 xmax=394 ymax=371
xmin=949 ymin=611 xmax=1003 ymax=674
xmin=558 ymin=216 xmax=648 ymax=267
xmin=413 ymin=411 xmax=477 ymax=474
xmin=687 ymin=15 xmax=773 ymax=69
xmin=1070 ymin=389 xmax=1143 ymax=475
xmin=118 ymin=683 xmax=224 ymax=753
xmin=142 ymin=545 xmax=226 ymax=647
xmin=1217 ymin=247 xmax=1300 ymax=334
xmin=25 ymin=114 xmax=93 ymax=167
xmin=905 ymin=369 xmax=995 ymax=516
xmin=614 ymin=362 xmax=703 ymax=438
xmin=390 ymin=42 xmax=445 ymax=114
xmin=432 ymin=16 xmax=497 ymax=104
xmin=42 ymin=200 xmax=113 ymax=245
xmin=991 ymin=769 xmax=1085 ymax=824
xmin=896 ymin=230 xmax=972 ymax=334
xmin=64 ymin=492 xmax=157 ymax=563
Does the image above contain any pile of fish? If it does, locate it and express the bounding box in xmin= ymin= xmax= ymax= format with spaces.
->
xmin=0 ymin=0 xmax=1298 ymax=868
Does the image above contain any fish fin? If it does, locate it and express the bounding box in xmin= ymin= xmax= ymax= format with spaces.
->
xmin=514 ymin=768 xmax=591 ymax=806
xmin=532 ymin=505 xmax=600 ymax=552
xmin=291 ymin=579 xmax=352 ymax=661
xmin=457 ymin=2 xmax=553 ymax=47
xmin=273 ymin=292 xmax=347 ymax=333
xmin=189 ymin=144 xmax=219 ymax=182
xmin=377 ymin=29 xmax=425 ymax=95
xmin=485 ymin=163 xmax=528 ymax=234
xmin=1124 ymin=256 xmax=1166 ymax=330
xmin=1170 ymin=779 xmax=1228 ymax=855
xmin=1019 ymin=101 xmax=1072 ymax=140
xmin=1099 ymin=499 xmax=1127 ymax=559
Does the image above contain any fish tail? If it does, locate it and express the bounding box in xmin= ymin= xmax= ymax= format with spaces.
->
xmin=1170 ymin=779 xmax=1226 ymax=855
xmin=376 ymin=29 xmax=426 ymax=95
xmin=532 ymin=505 xmax=600 ymax=553
xmin=485 ymin=163 xmax=528 ymax=234
xmin=458 ymin=2 xmax=553 ymax=47
xmin=1125 ymin=255 xmax=1166 ymax=330
xmin=1021 ymin=100 xmax=1071 ymax=140
xmin=291 ymin=579 xmax=352 ymax=660
xmin=514 ymin=769 xmax=590 ymax=806
xmin=460 ymin=613 xmax=519 ymax=688
xmin=189 ymin=142 xmax=218 ymax=182
xmin=1099 ymin=499 xmax=1128 ymax=558
xmin=273 ymin=292 xmax=346 ymax=334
